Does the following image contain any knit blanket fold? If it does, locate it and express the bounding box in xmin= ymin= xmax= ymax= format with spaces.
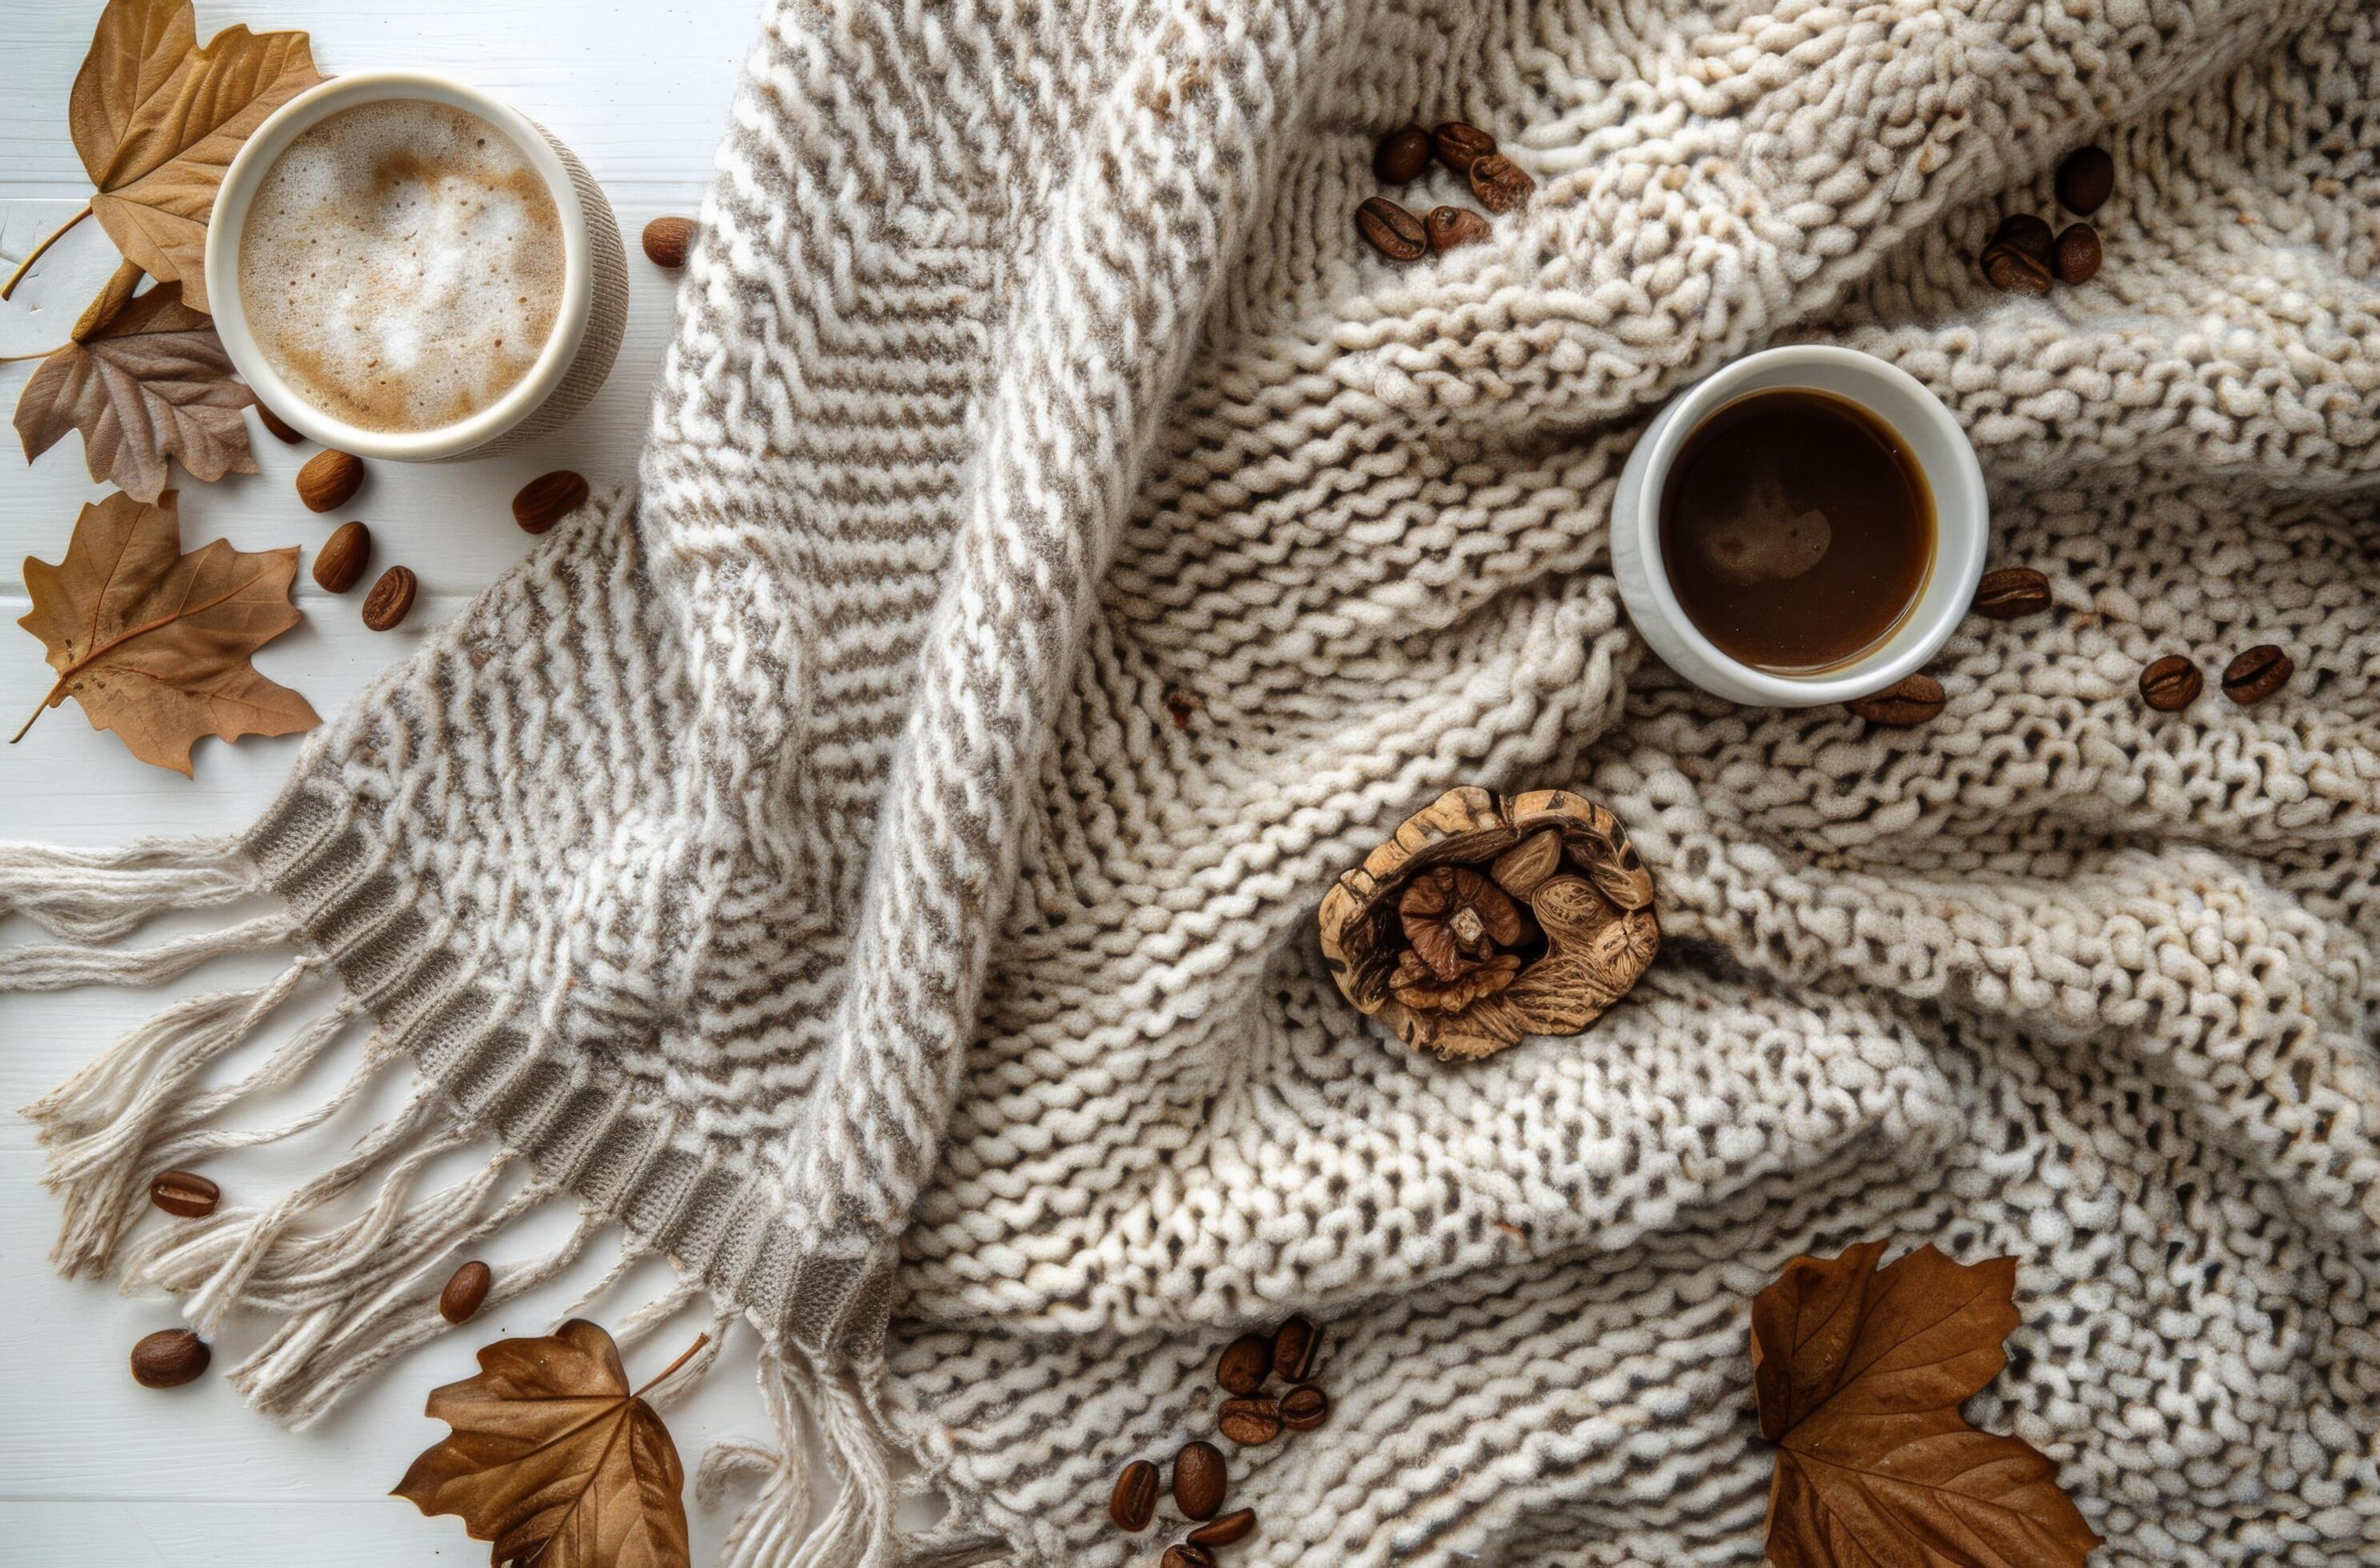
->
xmin=8 ymin=0 xmax=2380 ymax=1563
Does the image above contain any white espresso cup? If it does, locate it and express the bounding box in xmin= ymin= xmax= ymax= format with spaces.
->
xmin=206 ymin=71 xmax=630 ymax=462
xmin=1610 ymin=345 xmax=1988 ymax=707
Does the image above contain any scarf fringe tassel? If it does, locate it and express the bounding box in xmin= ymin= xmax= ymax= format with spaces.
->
xmin=0 ymin=836 xmax=954 ymax=1566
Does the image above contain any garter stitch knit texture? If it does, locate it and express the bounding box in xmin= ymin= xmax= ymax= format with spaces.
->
xmin=8 ymin=0 xmax=2380 ymax=1564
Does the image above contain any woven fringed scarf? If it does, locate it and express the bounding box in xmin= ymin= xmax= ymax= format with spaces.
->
xmin=9 ymin=1 xmax=2380 ymax=1563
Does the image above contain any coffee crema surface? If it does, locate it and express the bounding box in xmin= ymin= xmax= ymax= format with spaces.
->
xmin=238 ymin=99 xmax=563 ymax=434
xmin=1658 ymin=388 xmax=1934 ymax=673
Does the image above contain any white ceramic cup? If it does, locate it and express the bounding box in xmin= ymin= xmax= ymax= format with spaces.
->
xmin=1610 ymin=345 xmax=1988 ymax=707
xmin=205 ymin=70 xmax=629 ymax=462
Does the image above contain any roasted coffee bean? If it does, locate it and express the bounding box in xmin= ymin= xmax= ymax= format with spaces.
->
xmin=1110 ymin=1458 xmax=1160 ymax=1533
xmin=1992 ymin=214 xmax=2055 ymax=261
xmin=130 ymin=1328 xmax=209 ymax=1388
xmin=1374 ymin=125 xmax=1432 ymax=184
xmin=1426 ymin=206 xmax=1492 ymax=251
xmin=439 ymin=1260 xmax=493 ymax=1324
xmin=1467 ymin=153 xmax=1534 ymax=214
xmin=1431 ymin=121 xmax=1497 ymax=174
xmin=1172 ymin=1441 xmax=1227 ymax=1520
xmin=1272 ymin=1315 xmax=1320 ymax=1382
xmin=1981 ymin=241 xmax=2053 ymax=295
xmin=1356 ymin=197 xmax=1427 ymax=262
xmin=1279 ymin=1384 xmax=1329 ymax=1431
xmin=2222 ymin=644 xmax=2293 ymax=706
xmin=2054 ymin=223 xmax=2102 ymax=285
xmin=513 ymin=469 xmax=590 ymax=534
xmin=362 ymin=566 xmax=418 ymax=631
xmin=1217 ymin=1396 xmax=1283 ymax=1446
xmin=1846 ymin=674 xmax=1946 ymax=727
xmin=1187 ymin=1510 xmax=1257 ymax=1549
xmin=642 ymin=215 xmax=698 ymax=269
xmin=1161 ymin=1546 xmax=1218 ymax=1568
xmin=149 ymin=1170 xmax=218 ymax=1218
xmin=2139 ymin=654 xmax=2203 ymax=711
xmin=1972 ymin=566 xmax=2052 ymax=620
xmin=2057 ymin=146 xmax=2114 ymax=215
xmin=1216 ymin=1331 xmax=1272 ymax=1395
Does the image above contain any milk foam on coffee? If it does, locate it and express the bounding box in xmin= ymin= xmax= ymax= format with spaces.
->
xmin=239 ymin=99 xmax=563 ymax=433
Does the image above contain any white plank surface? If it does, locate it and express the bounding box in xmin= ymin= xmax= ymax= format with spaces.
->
xmin=0 ymin=5 xmax=823 ymax=1564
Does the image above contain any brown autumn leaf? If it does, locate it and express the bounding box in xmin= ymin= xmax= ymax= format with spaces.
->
xmin=15 ymin=488 xmax=315 ymax=775
xmin=15 ymin=259 xmax=256 ymax=502
xmin=1751 ymin=1241 xmax=2101 ymax=1568
xmin=66 ymin=0 xmax=325 ymax=312
xmin=395 ymin=1320 xmax=701 ymax=1568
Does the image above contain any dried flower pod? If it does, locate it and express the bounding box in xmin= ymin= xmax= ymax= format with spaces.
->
xmin=1318 ymin=787 xmax=1658 ymax=1060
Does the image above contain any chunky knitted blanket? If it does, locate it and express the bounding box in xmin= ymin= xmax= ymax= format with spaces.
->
xmin=10 ymin=0 xmax=2380 ymax=1563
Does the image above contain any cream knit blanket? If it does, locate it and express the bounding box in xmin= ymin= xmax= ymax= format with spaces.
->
xmin=9 ymin=1 xmax=2380 ymax=1564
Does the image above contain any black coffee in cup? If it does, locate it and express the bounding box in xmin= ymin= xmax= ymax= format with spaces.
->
xmin=1658 ymin=388 xmax=1934 ymax=673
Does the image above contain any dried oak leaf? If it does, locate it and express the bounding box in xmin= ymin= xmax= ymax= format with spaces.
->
xmin=394 ymin=1320 xmax=698 ymax=1568
xmin=68 ymin=0 xmax=325 ymax=311
xmin=16 ymin=260 xmax=256 ymax=502
xmin=15 ymin=488 xmax=315 ymax=774
xmin=1751 ymin=1241 xmax=2100 ymax=1568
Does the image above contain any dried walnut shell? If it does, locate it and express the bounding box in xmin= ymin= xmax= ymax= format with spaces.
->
xmin=1318 ymin=787 xmax=1658 ymax=1061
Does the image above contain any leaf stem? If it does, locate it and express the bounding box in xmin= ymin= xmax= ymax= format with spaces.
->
xmin=631 ymin=1332 xmax=713 ymax=1399
xmin=10 ymin=682 xmax=64 ymax=745
xmin=1 ymin=204 xmax=93 ymax=302
xmin=0 ymin=346 xmax=64 ymax=365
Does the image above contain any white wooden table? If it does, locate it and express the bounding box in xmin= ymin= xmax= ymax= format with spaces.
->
xmin=0 ymin=5 xmax=794 ymax=1562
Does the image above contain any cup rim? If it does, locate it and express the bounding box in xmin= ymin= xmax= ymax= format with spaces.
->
xmin=1617 ymin=345 xmax=1989 ymax=706
xmin=202 ymin=70 xmax=593 ymax=462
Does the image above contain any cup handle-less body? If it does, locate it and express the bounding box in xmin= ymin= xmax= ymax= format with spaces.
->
xmin=1610 ymin=345 xmax=1990 ymax=708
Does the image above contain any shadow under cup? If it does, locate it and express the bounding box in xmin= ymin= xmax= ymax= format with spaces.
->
xmin=1610 ymin=346 xmax=1990 ymax=710
xmin=204 ymin=70 xmax=630 ymax=463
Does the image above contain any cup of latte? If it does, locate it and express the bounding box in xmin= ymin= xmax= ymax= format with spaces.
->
xmin=207 ymin=72 xmax=629 ymax=462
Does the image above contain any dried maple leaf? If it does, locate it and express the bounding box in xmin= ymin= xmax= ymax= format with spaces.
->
xmin=1750 ymin=1241 xmax=2101 ymax=1568
xmin=395 ymin=1321 xmax=701 ymax=1568
xmin=15 ymin=260 xmax=257 ymax=502
xmin=15 ymin=0 xmax=325 ymax=312
xmin=15 ymin=489 xmax=315 ymax=775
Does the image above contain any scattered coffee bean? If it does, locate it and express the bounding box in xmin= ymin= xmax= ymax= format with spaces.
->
xmin=254 ymin=403 xmax=304 ymax=444
xmin=1467 ymin=153 xmax=1534 ymax=213
xmin=313 ymin=520 xmax=371 ymax=594
xmin=1110 ymin=1458 xmax=1160 ymax=1533
xmin=1972 ymin=566 xmax=2052 ymax=620
xmin=1217 ymin=1395 xmax=1284 ymax=1446
xmin=1993 ymin=214 xmax=2056 ymax=261
xmin=149 ymin=1170 xmax=218 ymax=1218
xmin=1374 ymin=125 xmax=1432 ymax=184
xmin=2056 ymin=146 xmax=2114 ymax=216
xmin=514 ymin=469 xmax=591 ymax=534
xmin=1216 ymin=1331 xmax=1272 ymax=1396
xmin=1846 ymin=673 xmax=1947 ymax=727
xmin=1356 ymin=197 xmax=1427 ymax=262
xmin=1425 ymin=206 xmax=1492 ymax=251
xmin=1431 ymin=121 xmax=1496 ymax=174
xmin=296 ymin=448 xmax=364 ymax=513
xmin=1981 ymin=240 xmax=2053 ymax=295
xmin=642 ymin=215 xmax=697 ymax=269
xmin=1272 ymin=1315 xmax=1320 ymax=1382
xmin=1161 ymin=1546 xmax=1218 ymax=1568
xmin=2139 ymin=654 xmax=2203 ymax=711
xmin=439 ymin=1260 xmax=493 ymax=1324
xmin=1187 ymin=1510 xmax=1257 ymax=1549
xmin=2054 ymin=223 xmax=2102 ymax=285
xmin=130 ymin=1328 xmax=209 ymax=1388
xmin=1279 ymin=1383 xmax=1330 ymax=1431
xmin=362 ymin=565 xmax=418 ymax=631
xmin=2222 ymin=644 xmax=2293 ymax=706
xmin=1173 ymin=1440 xmax=1227 ymax=1520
